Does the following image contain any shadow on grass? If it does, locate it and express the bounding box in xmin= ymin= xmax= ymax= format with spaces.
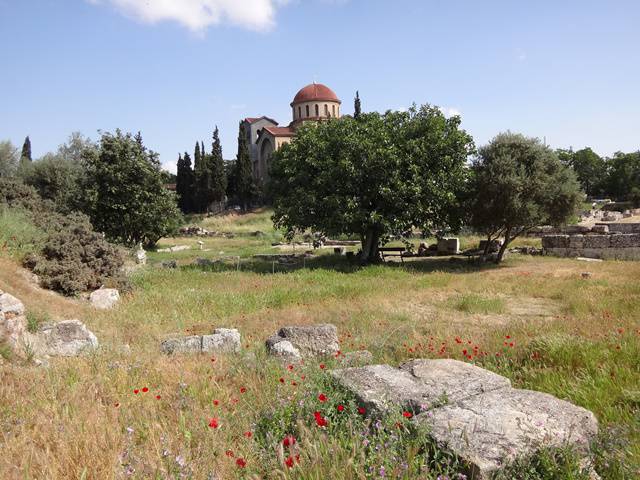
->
xmin=179 ymin=254 xmax=507 ymax=276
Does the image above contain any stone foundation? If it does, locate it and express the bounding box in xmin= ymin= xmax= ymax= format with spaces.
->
xmin=543 ymin=233 xmax=640 ymax=260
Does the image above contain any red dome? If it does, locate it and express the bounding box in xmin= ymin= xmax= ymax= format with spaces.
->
xmin=291 ymin=83 xmax=341 ymax=105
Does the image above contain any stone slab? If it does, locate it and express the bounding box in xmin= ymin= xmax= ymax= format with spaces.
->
xmin=413 ymin=388 xmax=598 ymax=479
xmin=332 ymin=359 xmax=511 ymax=414
xmin=160 ymin=335 xmax=202 ymax=354
xmin=202 ymin=328 xmax=241 ymax=353
xmin=267 ymin=324 xmax=339 ymax=358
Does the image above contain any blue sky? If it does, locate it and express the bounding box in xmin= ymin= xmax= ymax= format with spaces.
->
xmin=1 ymin=0 xmax=639 ymax=172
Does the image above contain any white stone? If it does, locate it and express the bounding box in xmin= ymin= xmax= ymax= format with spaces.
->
xmin=36 ymin=320 xmax=99 ymax=357
xmin=89 ymin=288 xmax=120 ymax=309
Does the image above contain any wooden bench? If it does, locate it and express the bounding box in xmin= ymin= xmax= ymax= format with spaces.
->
xmin=379 ymin=246 xmax=407 ymax=263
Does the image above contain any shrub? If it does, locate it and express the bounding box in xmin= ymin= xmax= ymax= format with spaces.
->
xmin=24 ymin=213 xmax=125 ymax=296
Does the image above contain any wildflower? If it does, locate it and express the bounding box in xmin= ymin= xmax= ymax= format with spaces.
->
xmin=287 ymin=364 xmax=294 ymax=371
xmin=282 ymin=435 xmax=296 ymax=447
xmin=402 ymin=411 xmax=412 ymax=418
xmin=379 ymin=466 xmax=386 ymax=477
xmin=337 ymin=404 xmax=345 ymax=412
xmin=319 ymin=364 xmax=326 ymax=369
xmin=239 ymin=387 xmax=247 ymax=394
xmin=156 ymin=395 xmax=161 ymax=400
xmin=358 ymin=406 xmax=366 ymax=415
xmin=114 ymin=402 xmax=120 ymax=408
xmin=208 ymin=418 xmax=219 ymax=429
xmin=314 ymin=411 xmax=328 ymax=427
xmin=213 ymin=399 xmax=219 ymax=406
xmin=133 ymin=389 xmax=139 ymax=394
xmin=285 ymin=455 xmax=296 ymax=468
xmin=175 ymin=455 xmax=186 ymax=468
xmin=244 ymin=431 xmax=252 ymax=438
xmin=142 ymin=387 xmax=149 ymax=393
xmin=279 ymin=377 xmax=285 ymax=383
xmin=236 ymin=458 xmax=246 ymax=468
xmin=225 ymin=450 xmax=234 ymax=457
xmin=126 ymin=426 xmax=134 ymax=434
xmin=318 ymin=393 xmax=327 ymax=402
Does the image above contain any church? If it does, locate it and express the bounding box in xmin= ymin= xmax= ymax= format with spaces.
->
xmin=241 ymin=83 xmax=342 ymax=184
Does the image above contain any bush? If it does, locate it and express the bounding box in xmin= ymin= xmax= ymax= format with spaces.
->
xmin=1 ymin=178 xmax=127 ymax=296
xmin=24 ymin=213 xmax=125 ymax=296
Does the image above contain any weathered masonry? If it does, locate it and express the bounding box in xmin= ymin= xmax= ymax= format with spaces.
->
xmin=543 ymin=232 xmax=640 ymax=260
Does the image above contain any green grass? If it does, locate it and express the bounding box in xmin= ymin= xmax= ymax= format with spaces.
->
xmin=0 ymin=207 xmax=45 ymax=258
xmin=450 ymin=293 xmax=506 ymax=314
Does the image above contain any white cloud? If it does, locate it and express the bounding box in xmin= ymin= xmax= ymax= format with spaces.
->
xmin=88 ymin=0 xmax=292 ymax=32
xmin=441 ymin=107 xmax=461 ymax=118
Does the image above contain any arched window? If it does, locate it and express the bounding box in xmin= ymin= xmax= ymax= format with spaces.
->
xmin=298 ymin=106 xmax=301 ymax=119
xmin=315 ymin=104 xmax=319 ymax=117
xmin=332 ymin=105 xmax=336 ymax=117
xmin=324 ymin=104 xmax=329 ymax=116
xmin=305 ymin=105 xmax=310 ymax=117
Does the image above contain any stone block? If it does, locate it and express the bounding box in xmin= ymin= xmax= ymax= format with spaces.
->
xmin=160 ymin=336 xmax=202 ymax=354
xmin=437 ymin=238 xmax=460 ymax=254
xmin=332 ymin=359 xmax=511 ymax=414
xmin=202 ymin=328 xmax=241 ymax=353
xmin=267 ymin=324 xmax=339 ymax=358
xmin=582 ymin=235 xmax=610 ymax=249
xmin=414 ymin=388 xmax=598 ymax=479
xmin=568 ymin=234 xmax=585 ymax=249
xmin=36 ymin=319 xmax=99 ymax=357
xmin=89 ymin=288 xmax=120 ymax=310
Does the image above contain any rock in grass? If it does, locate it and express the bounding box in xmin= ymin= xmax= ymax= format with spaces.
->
xmin=332 ymin=359 xmax=511 ymax=414
xmin=36 ymin=320 xmax=99 ymax=356
xmin=161 ymin=329 xmax=242 ymax=355
xmin=160 ymin=335 xmax=202 ymax=354
xmin=266 ymin=324 xmax=339 ymax=359
xmin=202 ymin=328 xmax=241 ymax=353
xmin=414 ymin=388 xmax=598 ymax=479
xmin=267 ymin=340 xmax=302 ymax=363
xmin=0 ymin=290 xmax=27 ymax=349
xmin=89 ymin=288 xmax=120 ymax=310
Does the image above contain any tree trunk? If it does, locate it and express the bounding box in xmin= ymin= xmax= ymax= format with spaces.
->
xmin=360 ymin=227 xmax=381 ymax=264
xmin=496 ymin=228 xmax=511 ymax=263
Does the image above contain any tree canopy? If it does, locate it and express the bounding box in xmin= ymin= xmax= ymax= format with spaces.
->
xmin=467 ymin=132 xmax=583 ymax=262
xmin=83 ymin=130 xmax=182 ymax=246
xmin=269 ymin=104 xmax=475 ymax=262
xmin=0 ymin=140 xmax=19 ymax=178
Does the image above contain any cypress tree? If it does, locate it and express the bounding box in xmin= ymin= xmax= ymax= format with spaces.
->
xmin=176 ymin=153 xmax=189 ymax=213
xmin=194 ymin=141 xmax=211 ymax=212
xmin=234 ymin=122 xmax=254 ymax=212
xmin=183 ymin=152 xmax=195 ymax=212
xmin=354 ymin=91 xmax=362 ymax=120
xmin=21 ymin=136 xmax=32 ymax=163
xmin=210 ymin=126 xmax=227 ymax=203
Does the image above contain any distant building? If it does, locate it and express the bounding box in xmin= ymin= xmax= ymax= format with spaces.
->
xmin=241 ymin=83 xmax=341 ymax=184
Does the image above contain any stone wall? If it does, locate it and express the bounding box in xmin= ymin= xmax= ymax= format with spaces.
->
xmin=596 ymin=222 xmax=640 ymax=234
xmin=542 ymin=233 xmax=640 ymax=260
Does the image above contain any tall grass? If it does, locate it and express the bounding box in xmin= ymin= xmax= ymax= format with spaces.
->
xmin=0 ymin=207 xmax=45 ymax=258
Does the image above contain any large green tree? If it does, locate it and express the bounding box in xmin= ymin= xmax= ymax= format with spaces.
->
xmin=210 ymin=126 xmax=227 ymax=203
xmin=556 ymin=147 xmax=606 ymax=196
xmin=176 ymin=152 xmax=195 ymax=213
xmin=467 ymin=132 xmax=583 ymax=263
xmin=232 ymin=122 xmax=255 ymax=212
xmin=83 ymin=130 xmax=182 ymax=246
xmin=270 ymin=105 xmax=475 ymax=263
xmin=604 ymin=151 xmax=640 ymax=203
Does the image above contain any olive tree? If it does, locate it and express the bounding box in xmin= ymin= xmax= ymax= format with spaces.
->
xmin=467 ymin=132 xmax=583 ymax=262
xmin=269 ymin=105 xmax=475 ymax=263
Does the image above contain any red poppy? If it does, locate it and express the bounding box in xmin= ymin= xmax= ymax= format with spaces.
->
xmin=285 ymin=455 xmax=299 ymax=468
xmin=155 ymin=395 xmax=161 ymax=400
xmin=142 ymin=387 xmax=149 ymax=393
xmin=505 ymin=335 xmax=511 ymax=339
xmin=318 ymin=393 xmax=327 ymax=402
xmin=133 ymin=389 xmax=139 ymax=394
xmin=236 ymin=458 xmax=246 ymax=468
xmin=208 ymin=418 xmax=219 ymax=428
xmin=244 ymin=431 xmax=252 ymax=438
xmin=337 ymin=404 xmax=345 ymax=412
xmin=314 ymin=411 xmax=328 ymax=427
xmin=319 ymin=364 xmax=326 ymax=369
xmin=225 ymin=450 xmax=234 ymax=457
xmin=213 ymin=399 xmax=220 ymax=406
xmin=114 ymin=402 xmax=120 ymax=408
xmin=239 ymin=387 xmax=247 ymax=394
xmin=282 ymin=435 xmax=296 ymax=447
xmin=279 ymin=377 xmax=285 ymax=383
xmin=358 ymin=407 xmax=366 ymax=415
xmin=402 ymin=411 xmax=413 ymax=418
xmin=287 ymin=364 xmax=294 ymax=371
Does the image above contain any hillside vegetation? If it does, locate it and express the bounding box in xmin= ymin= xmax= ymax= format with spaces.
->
xmin=0 ymin=209 xmax=638 ymax=479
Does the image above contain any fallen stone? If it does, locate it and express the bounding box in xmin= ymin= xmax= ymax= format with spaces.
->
xmin=576 ymin=257 xmax=603 ymax=262
xmin=160 ymin=335 xmax=202 ymax=354
xmin=0 ymin=290 xmax=27 ymax=348
xmin=266 ymin=324 xmax=339 ymax=358
xmin=161 ymin=260 xmax=178 ymax=269
xmin=35 ymin=320 xmax=99 ymax=357
xmin=89 ymin=288 xmax=120 ymax=310
xmin=267 ymin=340 xmax=302 ymax=363
xmin=202 ymin=328 xmax=241 ymax=353
xmin=414 ymin=388 xmax=598 ymax=479
xmin=0 ymin=290 xmax=26 ymax=317
xmin=332 ymin=359 xmax=511 ymax=414
xmin=157 ymin=245 xmax=190 ymax=253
